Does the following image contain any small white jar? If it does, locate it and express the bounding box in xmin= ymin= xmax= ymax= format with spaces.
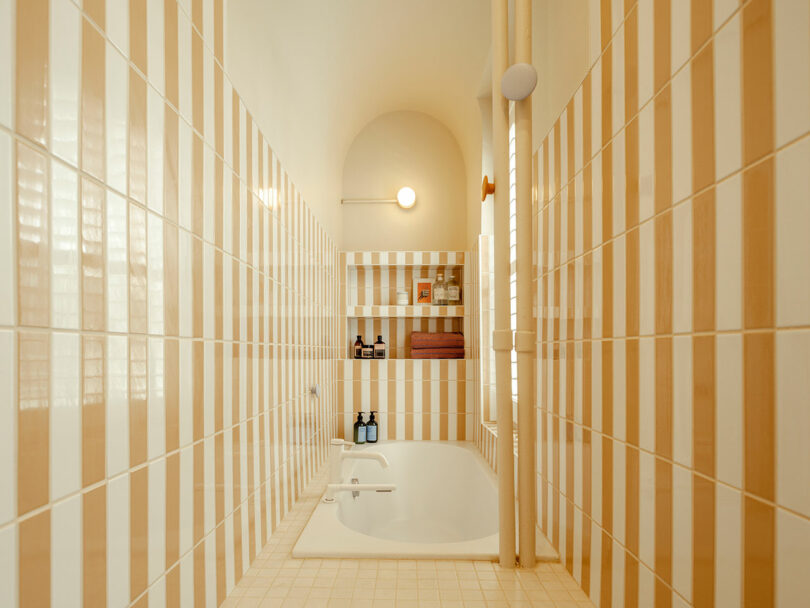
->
xmin=396 ymin=290 xmax=408 ymax=306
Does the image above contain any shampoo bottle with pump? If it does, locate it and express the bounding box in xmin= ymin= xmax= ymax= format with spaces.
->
xmin=366 ymin=411 xmax=378 ymax=443
xmin=353 ymin=412 xmax=366 ymax=444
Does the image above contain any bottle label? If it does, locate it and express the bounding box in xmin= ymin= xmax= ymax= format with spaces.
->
xmin=367 ymin=425 xmax=377 ymax=442
xmin=434 ymin=286 xmax=446 ymax=300
xmin=448 ymin=286 xmax=460 ymax=300
xmin=357 ymin=426 xmax=366 ymax=443
xmin=374 ymin=345 xmax=385 ymax=359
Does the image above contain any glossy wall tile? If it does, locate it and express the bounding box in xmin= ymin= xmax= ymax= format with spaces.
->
xmin=1 ymin=0 xmax=339 ymax=606
xmin=534 ymin=0 xmax=810 ymax=606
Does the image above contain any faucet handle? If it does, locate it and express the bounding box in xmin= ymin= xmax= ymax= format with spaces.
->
xmin=330 ymin=438 xmax=354 ymax=447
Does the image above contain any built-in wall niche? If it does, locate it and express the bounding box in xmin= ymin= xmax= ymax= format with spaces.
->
xmin=341 ymin=251 xmax=469 ymax=360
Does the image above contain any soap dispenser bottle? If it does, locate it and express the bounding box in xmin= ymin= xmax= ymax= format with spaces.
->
xmin=366 ymin=411 xmax=379 ymax=443
xmin=353 ymin=412 xmax=367 ymax=444
xmin=353 ymin=335 xmax=364 ymax=359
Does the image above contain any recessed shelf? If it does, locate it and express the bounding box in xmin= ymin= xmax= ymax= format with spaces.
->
xmin=347 ymin=305 xmax=465 ymax=318
xmin=343 ymin=250 xmax=465 ymax=268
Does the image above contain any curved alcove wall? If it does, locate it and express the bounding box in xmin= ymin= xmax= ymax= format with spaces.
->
xmin=341 ymin=111 xmax=467 ymax=251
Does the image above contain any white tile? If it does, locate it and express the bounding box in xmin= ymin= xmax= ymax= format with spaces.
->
xmin=205 ymin=534 xmax=216 ymax=608
xmin=0 ymin=331 xmax=15 ymax=525
xmin=106 ymin=0 xmax=129 ymax=57
xmin=148 ymin=458 xmax=166 ymax=584
xmin=589 ymin=517 xmax=602 ymax=600
xmin=148 ymin=337 xmax=165 ymax=460
xmin=591 ymin=331 xmax=602 ymax=432
xmin=638 ymin=450 xmax=656 ymax=569
xmin=107 ymin=335 xmax=130 ymax=476
xmin=670 ymin=0 xmax=691 ymax=75
xmin=179 ymin=446 xmax=194 ymax=555
xmin=178 ymin=119 xmax=193 ymax=231
xmin=223 ymin=77 xmax=233 ymax=169
xmin=714 ymin=0 xmax=739 ymax=30
xmin=612 ymin=26 xmax=625 ymax=138
xmin=638 ymin=563 xmax=655 ymax=608
xmin=107 ymin=473 xmax=130 ymax=608
xmin=774 ymin=0 xmax=810 ymax=148
xmin=715 ymin=333 xmax=743 ymax=488
xmin=0 ymin=524 xmax=16 ymax=608
xmin=638 ymin=103 xmax=655 ymax=222
xmin=672 ymin=465 xmax=692 ymax=601
xmin=588 ymin=0 xmax=601 ymax=66
xmin=714 ymin=15 xmax=742 ymax=180
xmin=106 ymin=43 xmax=129 ymax=194
xmin=638 ymin=337 xmax=656 ymax=453
xmin=612 ymin=131 xmax=626 ymax=237
xmin=672 ymin=335 xmax=692 ymax=467
xmin=639 ymin=219 xmax=655 ymax=335
xmin=611 ymin=539 xmax=625 ymax=608
xmin=147 ymin=0 xmax=165 ymax=94
xmin=178 ymin=10 xmax=193 ymax=123
xmin=715 ymin=484 xmax=742 ymax=608
xmin=775 ymin=139 xmax=810 ymax=327
xmin=179 ymin=230 xmax=193 ymax=337
xmin=203 ymin=342 xmax=214 ymax=437
xmin=148 ymin=212 xmax=164 ymax=335
xmin=637 ymin=0 xmax=654 ymax=106
xmin=715 ymin=175 xmax=742 ymax=330
xmin=180 ymin=545 xmax=195 ymax=605
xmin=0 ymin=0 xmax=11 ymax=128
xmin=203 ymin=145 xmax=215 ymax=243
xmin=204 ymin=243 xmax=215 ymax=339
xmin=0 ymin=132 xmax=12 ymax=326
xmin=776 ymin=508 xmax=810 ymax=608
xmin=50 ymin=0 xmax=81 ymax=167
xmin=50 ymin=162 xmax=80 ymax=329
xmin=203 ymin=0 xmax=215 ymax=42
xmin=50 ymin=332 xmax=81 ymax=500
xmin=591 ymin=61 xmax=602 ymax=158
xmin=147 ymin=86 xmax=165 ymax=214
xmin=179 ymin=338 xmax=193 ymax=448
xmin=106 ymin=190 xmax=129 ymax=333
xmin=612 ymin=440 xmax=626 ymax=544
xmin=574 ymin=86 xmax=583 ymax=173
xmin=613 ymin=234 xmax=626 ymax=337
xmin=204 ymin=436 xmax=215 ymax=533
xmin=204 ymin=46 xmax=215 ymax=146
xmin=51 ymin=494 xmax=82 ymax=608
xmin=149 ymin=577 xmax=166 ymax=608
xmin=672 ymin=200 xmax=693 ymax=333
xmin=776 ymin=330 xmax=810 ymax=518
xmin=591 ymin=149 xmax=603 ymax=247
xmin=671 ymin=65 xmax=693 ymax=204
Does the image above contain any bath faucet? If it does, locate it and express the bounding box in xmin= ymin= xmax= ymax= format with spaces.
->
xmin=323 ymin=482 xmax=395 ymax=502
xmin=325 ymin=439 xmax=395 ymax=502
xmin=328 ymin=438 xmax=389 ymax=485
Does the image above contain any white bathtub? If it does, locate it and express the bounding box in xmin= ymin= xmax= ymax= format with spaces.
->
xmin=293 ymin=441 xmax=501 ymax=559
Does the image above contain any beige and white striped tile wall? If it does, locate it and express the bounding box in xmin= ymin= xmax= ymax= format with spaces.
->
xmin=0 ymin=0 xmax=340 ymax=606
xmin=337 ymin=251 xmax=473 ymax=440
xmin=470 ymin=235 xmax=499 ymax=472
xmin=534 ymin=0 xmax=810 ymax=607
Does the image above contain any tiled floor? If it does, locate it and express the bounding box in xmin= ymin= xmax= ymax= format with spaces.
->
xmin=223 ymin=470 xmax=595 ymax=608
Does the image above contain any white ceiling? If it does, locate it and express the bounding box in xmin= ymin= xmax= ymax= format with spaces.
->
xmin=226 ymin=0 xmax=492 ymax=243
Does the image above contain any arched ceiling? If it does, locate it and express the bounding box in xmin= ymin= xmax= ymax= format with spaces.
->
xmin=226 ymin=0 xmax=492 ymax=245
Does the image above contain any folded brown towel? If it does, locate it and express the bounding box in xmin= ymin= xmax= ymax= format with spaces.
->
xmin=410 ymin=347 xmax=465 ymax=359
xmin=410 ymin=332 xmax=465 ymax=350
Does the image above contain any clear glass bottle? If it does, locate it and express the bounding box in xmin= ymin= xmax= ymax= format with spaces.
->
xmin=446 ymin=275 xmax=460 ymax=305
xmin=434 ymin=273 xmax=447 ymax=306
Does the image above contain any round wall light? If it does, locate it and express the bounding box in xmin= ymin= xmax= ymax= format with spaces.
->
xmin=397 ymin=186 xmax=416 ymax=209
xmin=501 ymin=62 xmax=538 ymax=101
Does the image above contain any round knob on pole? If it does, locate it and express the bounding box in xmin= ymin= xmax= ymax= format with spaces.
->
xmin=481 ymin=175 xmax=496 ymax=201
